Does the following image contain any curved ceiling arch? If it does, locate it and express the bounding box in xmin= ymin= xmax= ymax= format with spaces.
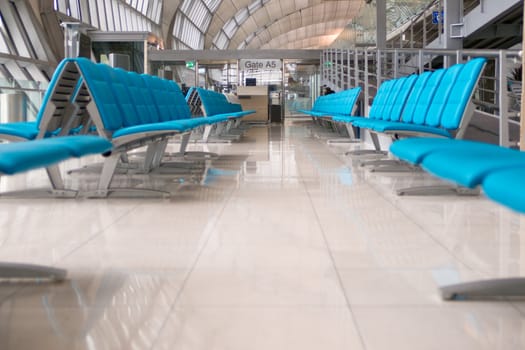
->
xmin=204 ymin=0 xmax=359 ymax=50
xmin=233 ymin=2 xmax=360 ymax=49
xmin=259 ymin=19 xmax=349 ymax=50
xmin=161 ymin=0 xmax=184 ymax=49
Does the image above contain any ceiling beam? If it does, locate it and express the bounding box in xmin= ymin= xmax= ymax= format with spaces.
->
xmin=149 ymin=49 xmax=322 ymax=62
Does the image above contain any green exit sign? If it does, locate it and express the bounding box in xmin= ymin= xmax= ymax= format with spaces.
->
xmin=324 ymin=61 xmax=333 ymax=67
xmin=185 ymin=61 xmax=195 ymax=68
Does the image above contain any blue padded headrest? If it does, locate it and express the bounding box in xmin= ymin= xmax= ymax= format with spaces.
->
xmin=424 ymin=63 xmax=464 ymax=127
xmin=411 ymin=69 xmax=446 ymax=125
xmin=400 ymin=71 xmax=432 ymax=123
xmin=387 ymin=74 xmax=418 ymax=121
xmin=440 ymin=57 xmax=486 ymax=130
xmin=376 ymin=77 xmax=407 ymax=120
xmin=75 ymin=59 xmax=124 ymax=132
xmin=369 ymin=80 xmax=394 ymax=119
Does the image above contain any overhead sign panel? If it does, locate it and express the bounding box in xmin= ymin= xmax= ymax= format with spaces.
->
xmin=240 ymin=59 xmax=282 ymax=72
xmin=432 ymin=11 xmax=444 ymax=24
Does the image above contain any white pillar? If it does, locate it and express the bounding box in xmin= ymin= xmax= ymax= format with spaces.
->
xmin=443 ymin=0 xmax=463 ymax=66
xmin=375 ymin=0 xmax=386 ymax=50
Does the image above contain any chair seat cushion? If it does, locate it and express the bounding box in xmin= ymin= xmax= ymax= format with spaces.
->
xmin=421 ymin=145 xmax=525 ymax=188
xmin=47 ymin=135 xmax=113 ymax=157
xmin=389 ymin=137 xmax=466 ymax=164
xmin=483 ymin=167 xmax=525 ymax=213
xmin=331 ymin=115 xmax=363 ymax=123
xmin=0 ymin=141 xmax=71 ymax=175
xmin=0 ymin=122 xmax=39 ymax=140
xmin=112 ymin=120 xmax=196 ymax=138
xmin=203 ymin=115 xmax=231 ymax=124
xmin=372 ymin=122 xmax=452 ymax=138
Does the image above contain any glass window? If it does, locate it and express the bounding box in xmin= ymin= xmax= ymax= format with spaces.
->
xmin=1 ymin=2 xmax=31 ymax=58
xmin=105 ymin=0 xmax=115 ymax=31
xmin=0 ymin=13 xmax=11 ymax=54
xmin=69 ymin=0 xmax=81 ymax=18
xmin=223 ymin=19 xmax=237 ymax=38
xmin=89 ymin=0 xmax=99 ymax=28
xmin=137 ymin=0 xmax=144 ymax=14
xmin=153 ymin=0 xmax=162 ymax=23
xmin=113 ymin=1 xmax=122 ymax=30
xmin=248 ymin=0 xmax=262 ymax=13
xmin=96 ymin=0 xmax=107 ymax=30
xmin=205 ymin=0 xmax=221 ymax=12
xmin=235 ymin=8 xmax=249 ymax=23
xmin=214 ymin=32 xmax=228 ymax=49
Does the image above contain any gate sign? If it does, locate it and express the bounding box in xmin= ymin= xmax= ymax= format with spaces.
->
xmin=432 ymin=10 xmax=444 ymax=24
xmin=240 ymin=59 xmax=281 ymax=72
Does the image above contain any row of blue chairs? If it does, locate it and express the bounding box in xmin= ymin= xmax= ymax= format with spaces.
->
xmin=331 ymin=58 xmax=486 ymax=153
xmin=0 ymin=60 xmax=257 ymax=280
xmin=0 ymin=135 xmax=113 ymax=281
xmin=0 ymin=58 xmax=253 ymax=197
xmin=299 ymin=87 xmax=362 ymax=139
xmin=371 ymin=58 xmax=523 ymax=299
xmin=187 ymin=87 xmax=255 ymax=142
xmin=390 ymin=137 xmax=525 ymax=299
xmin=299 ymin=87 xmax=362 ymax=119
xmin=0 ymin=58 xmax=89 ymax=142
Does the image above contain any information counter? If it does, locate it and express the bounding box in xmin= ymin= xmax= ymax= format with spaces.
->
xmin=237 ymin=86 xmax=269 ymax=123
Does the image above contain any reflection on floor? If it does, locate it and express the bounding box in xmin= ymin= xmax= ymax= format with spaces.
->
xmin=0 ymin=119 xmax=524 ymax=350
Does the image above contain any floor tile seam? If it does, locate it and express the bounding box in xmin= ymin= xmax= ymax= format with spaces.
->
xmin=297 ymin=145 xmax=368 ymax=350
xmin=58 ymin=204 xmax=143 ymax=262
xmin=509 ymin=302 xmax=525 ymax=316
xmin=0 ymin=288 xmax=23 ymax=304
xmin=148 ymin=184 xmax=238 ymax=349
xmin=347 ymin=165 xmax=489 ymax=277
xmin=5 ymin=205 xmax=143 ymax=301
xmin=0 ymin=203 xmax=141 ymax=275
xmin=350 ymin=303 xmax=525 ymax=310
xmin=169 ymin=304 xmax=352 ymax=310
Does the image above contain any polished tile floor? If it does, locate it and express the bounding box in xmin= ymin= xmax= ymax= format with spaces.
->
xmin=0 ymin=119 xmax=524 ymax=349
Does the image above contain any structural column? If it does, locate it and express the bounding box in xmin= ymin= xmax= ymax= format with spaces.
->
xmin=443 ymin=0 xmax=463 ymax=65
xmin=375 ymin=0 xmax=386 ymax=50
xmin=521 ymin=9 xmax=525 ymax=151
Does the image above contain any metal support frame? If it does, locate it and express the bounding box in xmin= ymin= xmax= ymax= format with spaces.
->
xmin=441 ymin=278 xmax=525 ymax=300
xmin=0 ymin=262 xmax=66 ymax=282
xmin=397 ymin=184 xmax=481 ymax=196
xmin=498 ymin=50 xmax=510 ymax=147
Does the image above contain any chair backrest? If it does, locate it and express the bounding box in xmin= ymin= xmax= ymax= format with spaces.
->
xmin=424 ymin=63 xmax=465 ymax=127
xmin=197 ymin=88 xmax=245 ymax=116
xmin=383 ymin=74 xmax=418 ymax=121
xmin=312 ymin=95 xmax=327 ymax=111
xmin=36 ymin=59 xmax=86 ymax=137
xmin=100 ymin=66 xmax=144 ymax=129
xmin=75 ymin=58 xmax=124 ymax=134
xmin=164 ymin=80 xmax=193 ymax=120
xmin=399 ymin=71 xmax=433 ymax=123
xmin=410 ymin=69 xmax=446 ymax=125
xmin=122 ymin=70 xmax=161 ymax=125
xmin=440 ymin=57 xmax=486 ymax=130
xmin=142 ymin=75 xmax=192 ymax=122
xmin=368 ymin=80 xmax=394 ymax=119
xmin=311 ymin=87 xmax=361 ymax=116
xmin=338 ymin=87 xmax=362 ymax=116
xmin=372 ymin=77 xmax=408 ymax=120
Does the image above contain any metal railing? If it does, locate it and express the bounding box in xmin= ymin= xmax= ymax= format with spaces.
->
xmin=386 ymin=0 xmax=487 ymax=50
xmin=387 ymin=0 xmax=440 ymax=49
xmin=321 ymin=47 xmax=522 ymax=147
